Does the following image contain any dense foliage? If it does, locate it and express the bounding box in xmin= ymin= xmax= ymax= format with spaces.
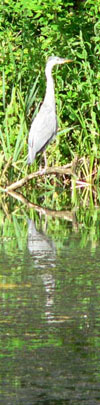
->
xmin=0 ymin=0 xmax=100 ymax=181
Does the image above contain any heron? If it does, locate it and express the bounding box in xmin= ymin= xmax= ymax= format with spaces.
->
xmin=27 ymin=56 xmax=71 ymax=167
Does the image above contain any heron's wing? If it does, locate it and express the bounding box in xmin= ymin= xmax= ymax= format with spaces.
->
xmin=28 ymin=104 xmax=57 ymax=154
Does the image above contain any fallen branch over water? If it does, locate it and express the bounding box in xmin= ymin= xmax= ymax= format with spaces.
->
xmin=5 ymin=163 xmax=72 ymax=191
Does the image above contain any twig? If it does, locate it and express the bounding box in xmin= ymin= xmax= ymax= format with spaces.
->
xmin=2 ymin=156 xmax=12 ymax=178
xmin=75 ymin=180 xmax=91 ymax=187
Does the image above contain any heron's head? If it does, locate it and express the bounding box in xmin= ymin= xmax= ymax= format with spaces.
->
xmin=45 ymin=56 xmax=72 ymax=76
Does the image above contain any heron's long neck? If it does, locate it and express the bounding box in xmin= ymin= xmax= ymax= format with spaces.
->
xmin=44 ymin=69 xmax=55 ymax=109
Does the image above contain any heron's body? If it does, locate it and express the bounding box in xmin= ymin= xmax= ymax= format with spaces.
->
xmin=27 ymin=56 xmax=70 ymax=165
xmin=28 ymin=101 xmax=57 ymax=163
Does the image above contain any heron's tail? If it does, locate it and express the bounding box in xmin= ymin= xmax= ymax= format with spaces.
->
xmin=27 ymin=154 xmax=32 ymax=165
xmin=27 ymin=146 xmax=36 ymax=165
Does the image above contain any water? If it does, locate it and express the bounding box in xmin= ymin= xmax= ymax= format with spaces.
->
xmin=0 ymin=209 xmax=100 ymax=404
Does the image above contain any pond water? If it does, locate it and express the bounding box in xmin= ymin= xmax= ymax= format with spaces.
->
xmin=0 ymin=202 xmax=100 ymax=404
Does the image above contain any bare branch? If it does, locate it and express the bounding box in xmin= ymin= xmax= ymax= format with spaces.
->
xmin=5 ymin=163 xmax=72 ymax=191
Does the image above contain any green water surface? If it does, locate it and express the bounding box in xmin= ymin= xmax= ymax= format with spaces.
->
xmin=0 ymin=202 xmax=100 ymax=404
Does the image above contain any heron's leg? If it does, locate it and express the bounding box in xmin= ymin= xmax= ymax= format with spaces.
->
xmin=39 ymin=151 xmax=47 ymax=173
xmin=39 ymin=157 xmax=42 ymax=172
xmin=43 ymin=150 xmax=47 ymax=169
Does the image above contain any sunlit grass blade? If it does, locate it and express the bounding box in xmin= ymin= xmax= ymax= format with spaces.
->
xmin=68 ymin=107 xmax=88 ymax=137
xmin=4 ymin=126 xmax=11 ymax=155
xmin=2 ymin=69 xmax=5 ymax=111
xmin=13 ymin=119 xmax=25 ymax=162
xmin=25 ymin=74 xmax=40 ymax=115
xmin=0 ymin=128 xmax=8 ymax=159
xmin=58 ymin=126 xmax=77 ymax=136
xmin=13 ymin=139 xmax=25 ymax=162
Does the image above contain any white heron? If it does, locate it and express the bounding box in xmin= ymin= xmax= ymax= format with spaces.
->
xmin=27 ymin=56 xmax=72 ymax=166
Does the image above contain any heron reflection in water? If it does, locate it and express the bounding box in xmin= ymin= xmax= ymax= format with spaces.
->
xmin=28 ymin=219 xmax=56 ymax=323
xmin=27 ymin=56 xmax=72 ymax=167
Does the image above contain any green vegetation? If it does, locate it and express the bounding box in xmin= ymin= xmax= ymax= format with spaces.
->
xmin=0 ymin=0 xmax=100 ymax=188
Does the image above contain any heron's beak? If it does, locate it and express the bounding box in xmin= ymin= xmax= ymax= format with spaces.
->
xmin=63 ymin=59 xmax=73 ymax=63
